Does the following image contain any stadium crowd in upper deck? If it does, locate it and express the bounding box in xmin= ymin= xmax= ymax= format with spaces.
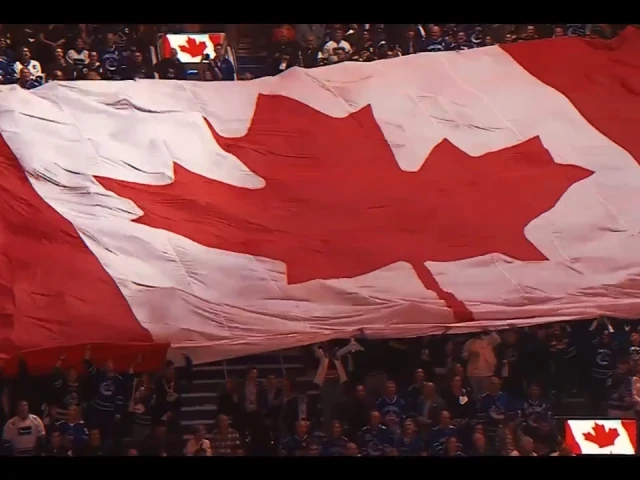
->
xmin=0 ymin=24 xmax=629 ymax=88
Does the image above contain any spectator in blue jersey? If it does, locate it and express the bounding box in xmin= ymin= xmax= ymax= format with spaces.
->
xmin=375 ymin=381 xmax=406 ymax=433
xmin=98 ymin=32 xmax=125 ymax=80
xmin=589 ymin=322 xmax=617 ymax=412
xmin=415 ymin=382 xmax=445 ymax=431
xmin=280 ymin=420 xmax=315 ymax=456
xmin=0 ymin=55 xmax=15 ymax=84
xmin=357 ymin=410 xmax=392 ymax=456
xmin=427 ymin=410 xmax=458 ymax=454
xmin=320 ymin=420 xmax=349 ymax=456
xmin=393 ymin=418 xmax=425 ymax=456
xmin=399 ymin=26 xmax=425 ymax=56
xmin=424 ymin=25 xmax=449 ymax=52
xmin=57 ymin=405 xmax=88 ymax=451
xmin=607 ymin=356 xmax=634 ymax=419
xmin=83 ymin=346 xmax=132 ymax=440
xmin=43 ymin=430 xmax=71 ymax=456
xmin=211 ymin=43 xmax=235 ymax=81
xmin=451 ymin=31 xmax=474 ymax=51
xmin=479 ymin=376 xmax=514 ymax=442
xmin=520 ymin=383 xmax=553 ymax=437
xmin=51 ymin=354 xmax=83 ymax=415
xmin=16 ymin=67 xmax=40 ymax=90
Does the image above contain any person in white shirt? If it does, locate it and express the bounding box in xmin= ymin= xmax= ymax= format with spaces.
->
xmin=13 ymin=47 xmax=43 ymax=81
xmin=321 ymin=29 xmax=352 ymax=64
xmin=462 ymin=331 xmax=501 ymax=398
xmin=66 ymin=37 xmax=90 ymax=67
xmin=3 ymin=400 xmax=45 ymax=456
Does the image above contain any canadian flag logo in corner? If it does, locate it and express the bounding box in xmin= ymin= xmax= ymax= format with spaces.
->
xmin=565 ymin=420 xmax=637 ymax=455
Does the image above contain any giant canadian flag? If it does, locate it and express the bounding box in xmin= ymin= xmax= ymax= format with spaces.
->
xmin=1 ymin=28 xmax=640 ymax=372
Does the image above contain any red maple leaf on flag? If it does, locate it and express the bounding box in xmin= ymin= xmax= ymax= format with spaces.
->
xmin=94 ymin=94 xmax=593 ymax=321
xmin=583 ymin=422 xmax=620 ymax=448
xmin=179 ymin=36 xmax=207 ymax=58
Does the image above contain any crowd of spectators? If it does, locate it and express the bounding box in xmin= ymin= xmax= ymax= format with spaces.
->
xmin=0 ymin=24 xmax=631 ymax=89
xmin=266 ymin=23 xmax=626 ymax=75
xmin=1 ymin=317 xmax=639 ymax=456
xmin=1 ymin=23 xmax=637 ymax=457
xmin=0 ymin=24 xmax=166 ymax=88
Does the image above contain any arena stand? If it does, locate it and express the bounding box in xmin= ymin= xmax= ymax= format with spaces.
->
xmin=0 ymin=24 xmax=638 ymax=457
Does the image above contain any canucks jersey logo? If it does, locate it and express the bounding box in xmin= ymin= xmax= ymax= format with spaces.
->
xmin=102 ymin=53 xmax=119 ymax=72
xmin=99 ymin=380 xmax=115 ymax=397
xmin=596 ymin=349 xmax=611 ymax=365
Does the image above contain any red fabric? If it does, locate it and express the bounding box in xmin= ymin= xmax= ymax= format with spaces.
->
xmin=161 ymin=34 xmax=172 ymax=59
xmin=502 ymin=27 xmax=640 ymax=168
xmin=0 ymin=135 xmax=168 ymax=375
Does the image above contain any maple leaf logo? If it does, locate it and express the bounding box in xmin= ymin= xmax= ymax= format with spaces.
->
xmin=583 ymin=423 xmax=620 ymax=448
xmin=94 ymin=95 xmax=593 ymax=322
xmin=179 ymin=37 xmax=207 ymax=58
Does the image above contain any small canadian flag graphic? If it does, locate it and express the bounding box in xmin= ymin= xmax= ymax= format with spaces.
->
xmin=565 ymin=420 xmax=637 ymax=455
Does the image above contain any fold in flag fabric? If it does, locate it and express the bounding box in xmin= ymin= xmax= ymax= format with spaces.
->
xmin=1 ymin=28 xmax=640 ymax=372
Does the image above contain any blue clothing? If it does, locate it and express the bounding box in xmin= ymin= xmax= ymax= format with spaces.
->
xmin=84 ymin=360 xmax=126 ymax=413
xmin=479 ymin=392 xmax=513 ymax=427
xmin=374 ymin=396 xmax=406 ymax=425
xmin=357 ymin=425 xmax=392 ymax=457
xmin=394 ymin=434 xmax=424 ymax=456
xmin=58 ymin=421 xmax=89 ymax=450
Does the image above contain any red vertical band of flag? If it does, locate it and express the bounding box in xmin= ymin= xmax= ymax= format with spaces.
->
xmin=0 ymin=136 xmax=168 ymax=375
xmin=502 ymin=28 xmax=640 ymax=167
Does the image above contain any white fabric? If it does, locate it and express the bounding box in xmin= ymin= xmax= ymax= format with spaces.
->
xmin=1 ymin=46 xmax=640 ymax=363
